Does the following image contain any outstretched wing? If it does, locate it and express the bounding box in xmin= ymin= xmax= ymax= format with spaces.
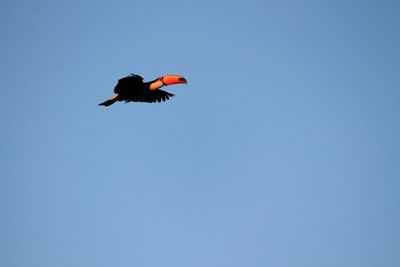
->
xmin=126 ymin=89 xmax=174 ymax=103
xmin=114 ymin=74 xmax=144 ymax=94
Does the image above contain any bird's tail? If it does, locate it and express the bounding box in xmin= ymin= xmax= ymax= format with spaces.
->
xmin=99 ymin=94 xmax=119 ymax=106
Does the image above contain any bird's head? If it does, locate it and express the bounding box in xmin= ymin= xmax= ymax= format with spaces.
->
xmin=150 ymin=75 xmax=187 ymax=90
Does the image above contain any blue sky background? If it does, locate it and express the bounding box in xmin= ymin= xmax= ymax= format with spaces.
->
xmin=1 ymin=0 xmax=399 ymax=266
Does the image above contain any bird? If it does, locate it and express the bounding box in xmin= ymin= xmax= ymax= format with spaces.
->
xmin=99 ymin=74 xmax=187 ymax=106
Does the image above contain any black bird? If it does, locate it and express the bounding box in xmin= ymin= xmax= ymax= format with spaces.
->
xmin=99 ymin=74 xmax=187 ymax=106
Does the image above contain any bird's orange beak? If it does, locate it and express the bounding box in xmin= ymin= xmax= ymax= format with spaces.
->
xmin=161 ymin=75 xmax=187 ymax=85
xmin=150 ymin=75 xmax=187 ymax=90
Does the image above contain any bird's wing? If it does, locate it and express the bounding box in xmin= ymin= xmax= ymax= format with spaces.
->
xmin=127 ymin=89 xmax=174 ymax=103
xmin=114 ymin=74 xmax=144 ymax=94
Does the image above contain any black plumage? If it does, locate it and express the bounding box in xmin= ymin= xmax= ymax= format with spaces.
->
xmin=99 ymin=74 xmax=174 ymax=106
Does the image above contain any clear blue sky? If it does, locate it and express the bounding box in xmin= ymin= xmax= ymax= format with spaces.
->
xmin=1 ymin=0 xmax=399 ymax=266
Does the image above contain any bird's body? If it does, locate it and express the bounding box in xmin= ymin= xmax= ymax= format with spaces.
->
xmin=99 ymin=74 xmax=187 ymax=106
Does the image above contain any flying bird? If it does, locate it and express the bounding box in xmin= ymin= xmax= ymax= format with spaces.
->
xmin=99 ymin=74 xmax=187 ymax=106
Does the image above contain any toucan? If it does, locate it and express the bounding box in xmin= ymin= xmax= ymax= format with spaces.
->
xmin=99 ymin=74 xmax=187 ymax=106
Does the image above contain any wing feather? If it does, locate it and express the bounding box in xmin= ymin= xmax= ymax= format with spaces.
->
xmin=146 ymin=89 xmax=174 ymax=103
xmin=114 ymin=74 xmax=144 ymax=94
